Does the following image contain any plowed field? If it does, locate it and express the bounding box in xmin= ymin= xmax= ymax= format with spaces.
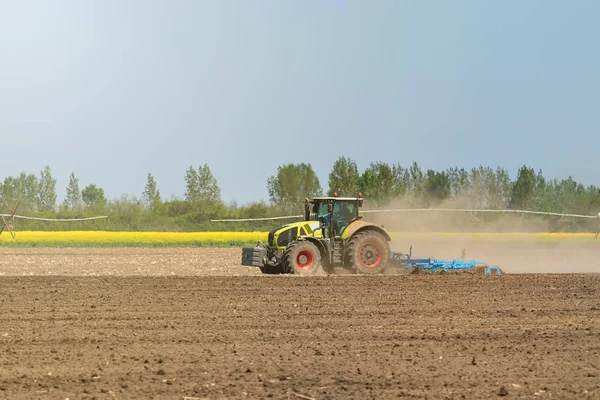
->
xmin=0 ymin=247 xmax=599 ymax=399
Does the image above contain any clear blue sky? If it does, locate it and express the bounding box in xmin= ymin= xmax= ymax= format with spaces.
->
xmin=1 ymin=1 xmax=598 ymax=205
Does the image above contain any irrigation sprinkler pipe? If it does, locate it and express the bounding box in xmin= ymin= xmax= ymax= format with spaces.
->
xmin=0 ymin=214 xmax=109 ymax=222
xmin=211 ymin=208 xmax=599 ymax=222
xmin=211 ymin=215 xmax=302 ymax=223
xmin=359 ymin=208 xmax=599 ymax=219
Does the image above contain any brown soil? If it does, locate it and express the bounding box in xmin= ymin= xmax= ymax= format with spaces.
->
xmin=0 ymin=248 xmax=599 ymax=399
xmin=0 ymin=248 xmax=257 ymax=277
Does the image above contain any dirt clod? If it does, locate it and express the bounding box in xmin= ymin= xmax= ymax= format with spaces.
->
xmin=498 ymin=386 xmax=509 ymax=396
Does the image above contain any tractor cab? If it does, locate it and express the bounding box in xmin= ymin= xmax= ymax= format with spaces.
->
xmin=304 ymin=195 xmax=363 ymax=238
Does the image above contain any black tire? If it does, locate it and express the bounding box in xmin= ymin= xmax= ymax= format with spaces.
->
xmin=282 ymin=241 xmax=324 ymax=276
xmin=345 ymin=230 xmax=390 ymax=274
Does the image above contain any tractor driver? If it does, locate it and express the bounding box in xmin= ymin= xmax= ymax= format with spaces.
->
xmin=336 ymin=203 xmax=354 ymax=226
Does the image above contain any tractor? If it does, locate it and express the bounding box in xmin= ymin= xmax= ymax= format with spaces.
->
xmin=241 ymin=194 xmax=503 ymax=276
xmin=241 ymin=194 xmax=393 ymax=275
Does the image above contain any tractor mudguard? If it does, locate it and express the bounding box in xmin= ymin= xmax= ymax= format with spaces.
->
xmin=341 ymin=220 xmax=391 ymax=241
xmin=297 ymin=236 xmax=330 ymax=264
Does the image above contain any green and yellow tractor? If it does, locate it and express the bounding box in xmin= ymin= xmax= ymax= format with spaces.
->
xmin=241 ymin=195 xmax=392 ymax=275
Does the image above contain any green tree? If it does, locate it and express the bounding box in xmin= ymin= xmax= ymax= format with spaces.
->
xmin=446 ymin=167 xmax=469 ymax=200
xmin=423 ymin=169 xmax=451 ymax=203
xmin=241 ymin=201 xmax=271 ymax=218
xmin=465 ymin=166 xmax=511 ymax=209
xmin=554 ymin=176 xmax=585 ymax=213
xmin=64 ymin=172 xmax=82 ymax=211
xmin=185 ymin=164 xmax=221 ymax=204
xmin=509 ymin=165 xmax=537 ymax=210
xmin=0 ymin=177 xmax=17 ymax=203
xmin=82 ymin=184 xmax=107 ymax=208
xmin=184 ymin=166 xmax=200 ymax=203
xmin=408 ymin=162 xmax=424 ymax=196
xmin=327 ymin=156 xmax=359 ymax=196
xmin=267 ymin=163 xmax=322 ymax=212
xmin=20 ymin=172 xmax=40 ymax=211
xmin=0 ymin=177 xmax=19 ymax=207
xmin=490 ymin=167 xmax=512 ymax=209
xmin=467 ymin=166 xmax=488 ymax=208
xmin=357 ymin=162 xmax=395 ymax=203
xmin=142 ymin=173 xmax=162 ymax=212
xmin=38 ymin=165 xmax=57 ymax=211
xmin=357 ymin=167 xmax=380 ymax=201
xmin=197 ymin=164 xmax=221 ymax=203
xmin=391 ymin=163 xmax=410 ymax=197
xmin=581 ymin=185 xmax=600 ymax=216
xmin=0 ymin=173 xmax=39 ymax=212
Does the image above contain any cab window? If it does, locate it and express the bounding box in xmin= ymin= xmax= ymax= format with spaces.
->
xmin=314 ymin=202 xmax=357 ymax=223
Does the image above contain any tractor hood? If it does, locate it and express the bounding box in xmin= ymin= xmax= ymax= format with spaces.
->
xmin=267 ymin=220 xmax=322 ymax=248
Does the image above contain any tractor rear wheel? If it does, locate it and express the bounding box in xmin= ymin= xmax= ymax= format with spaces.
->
xmin=282 ymin=241 xmax=325 ymax=276
xmin=345 ymin=230 xmax=390 ymax=274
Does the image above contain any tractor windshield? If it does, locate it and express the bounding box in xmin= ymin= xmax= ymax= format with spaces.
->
xmin=314 ymin=201 xmax=357 ymax=234
xmin=333 ymin=202 xmax=357 ymax=230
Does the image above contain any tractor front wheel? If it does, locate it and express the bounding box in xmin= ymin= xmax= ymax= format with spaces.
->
xmin=346 ymin=230 xmax=390 ymax=274
xmin=283 ymin=241 xmax=325 ymax=276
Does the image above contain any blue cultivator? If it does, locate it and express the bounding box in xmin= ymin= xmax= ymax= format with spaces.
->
xmin=389 ymin=246 xmax=502 ymax=275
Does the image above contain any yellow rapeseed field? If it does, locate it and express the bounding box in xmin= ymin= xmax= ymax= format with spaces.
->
xmin=0 ymin=230 xmax=597 ymax=247
xmin=0 ymin=231 xmax=268 ymax=247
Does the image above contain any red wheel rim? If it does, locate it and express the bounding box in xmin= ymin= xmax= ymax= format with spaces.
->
xmin=359 ymin=243 xmax=381 ymax=268
xmin=296 ymin=249 xmax=314 ymax=269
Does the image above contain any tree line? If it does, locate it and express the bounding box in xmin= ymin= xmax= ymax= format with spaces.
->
xmin=1 ymin=159 xmax=599 ymax=232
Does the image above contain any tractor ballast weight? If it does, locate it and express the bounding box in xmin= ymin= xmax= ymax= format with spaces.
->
xmin=240 ymin=195 xmax=502 ymax=275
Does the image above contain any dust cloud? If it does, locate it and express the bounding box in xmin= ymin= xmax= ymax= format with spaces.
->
xmin=387 ymin=239 xmax=600 ymax=274
xmin=361 ymin=196 xmax=600 ymax=274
